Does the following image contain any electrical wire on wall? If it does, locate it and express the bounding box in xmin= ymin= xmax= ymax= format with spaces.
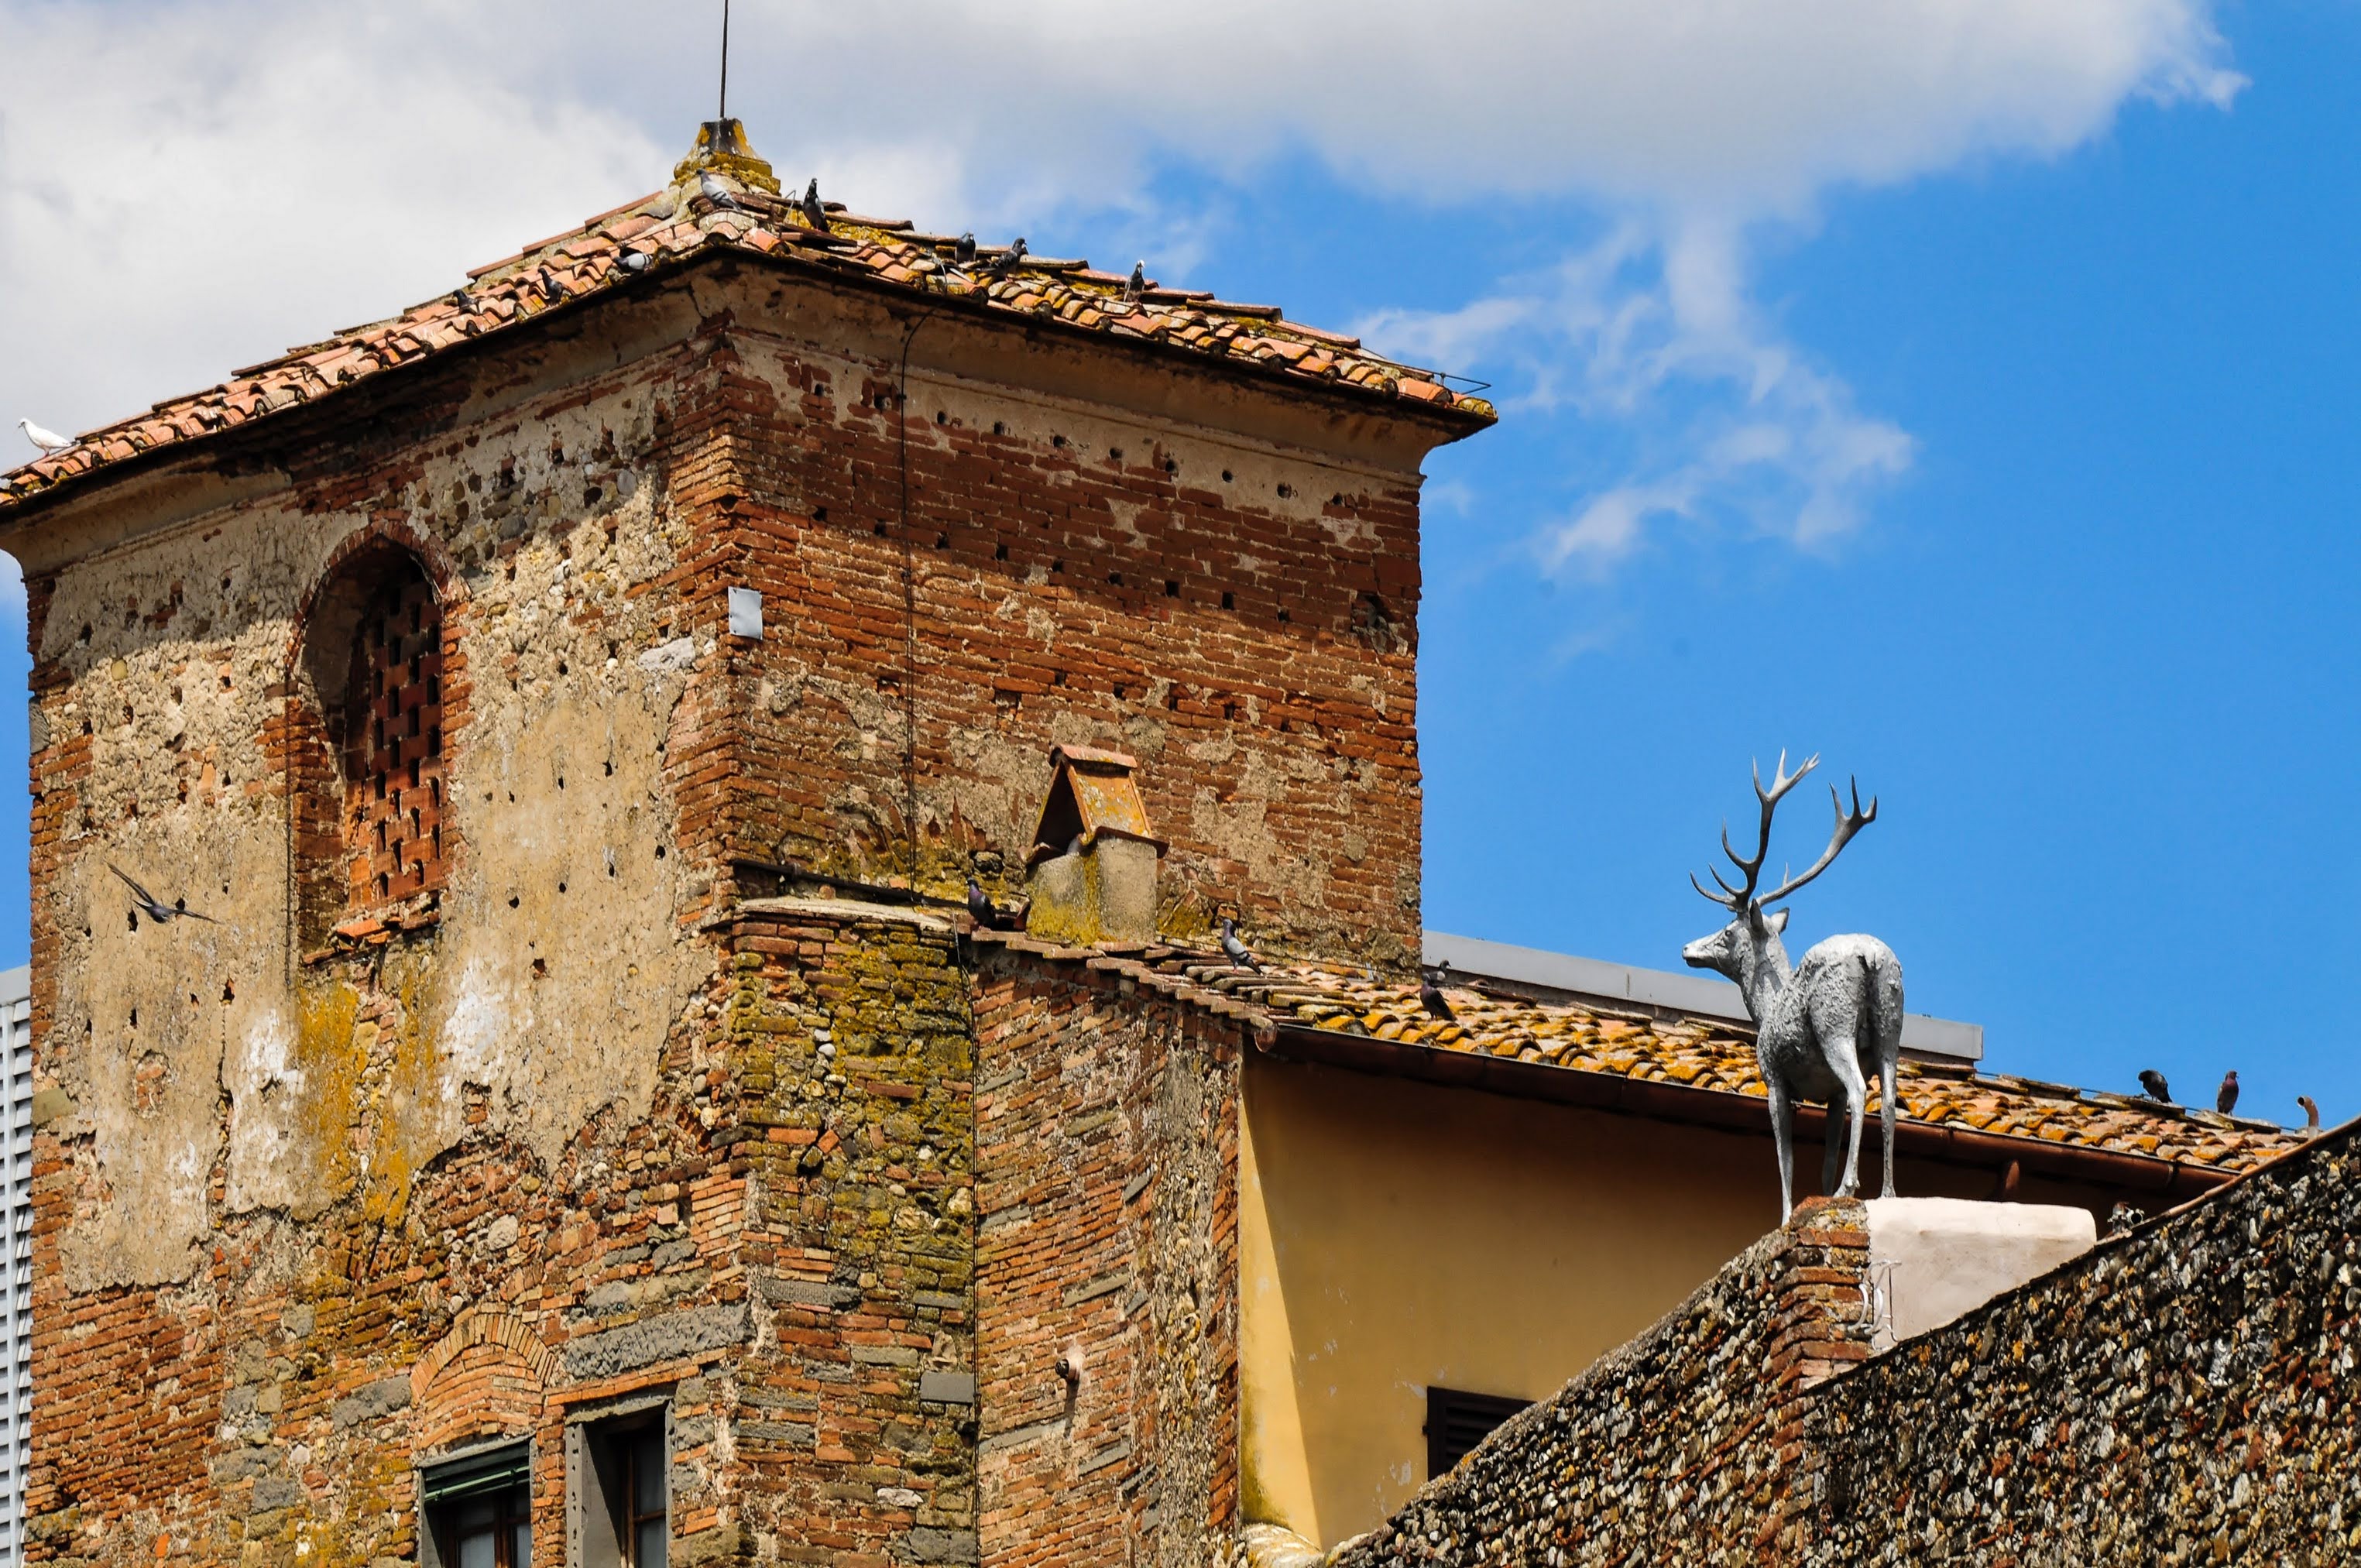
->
xmin=896 ymin=310 xmax=935 ymax=884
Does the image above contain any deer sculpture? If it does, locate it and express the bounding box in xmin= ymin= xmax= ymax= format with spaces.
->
xmin=1683 ymin=753 xmax=1904 ymax=1220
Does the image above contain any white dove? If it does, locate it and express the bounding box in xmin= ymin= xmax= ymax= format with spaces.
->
xmin=18 ymin=419 xmax=71 ymax=455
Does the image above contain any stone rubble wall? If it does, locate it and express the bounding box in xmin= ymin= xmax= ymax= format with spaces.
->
xmin=973 ymin=945 xmax=1242 ymax=1568
xmin=1812 ymin=1124 xmax=2361 ymax=1565
xmin=1331 ymin=1204 xmax=1873 ymax=1567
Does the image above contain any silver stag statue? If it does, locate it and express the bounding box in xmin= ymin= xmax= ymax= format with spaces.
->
xmin=1683 ymin=753 xmax=1904 ymax=1220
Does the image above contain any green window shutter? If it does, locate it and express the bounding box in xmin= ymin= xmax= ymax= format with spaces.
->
xmin=422 ymin=1442 xmax=531 ymax=1505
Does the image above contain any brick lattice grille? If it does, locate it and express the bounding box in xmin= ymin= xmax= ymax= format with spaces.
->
xmin=341 ymin=574 xmax=445 ymax=906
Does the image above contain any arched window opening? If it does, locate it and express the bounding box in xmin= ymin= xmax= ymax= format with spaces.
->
xmin=291 ymin=540 xmax=451 ymax=944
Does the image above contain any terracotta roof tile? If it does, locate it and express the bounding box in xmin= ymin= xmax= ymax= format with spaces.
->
xmin=1011 ymin=939 xmax=2305 ymax=1177
xmin=2 ymin=151 xmax=1491 ymax=513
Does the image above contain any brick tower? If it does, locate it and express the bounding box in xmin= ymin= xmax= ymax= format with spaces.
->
xmin=0 ymin=122 xmax=1488 ymax=1568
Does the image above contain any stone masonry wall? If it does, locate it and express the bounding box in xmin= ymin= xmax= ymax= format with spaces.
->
xmin=1812 ymin=1125 xmax=2361 ymax=1565
xmin=1331 ymin=1203 xmax=1875 ymax=1568
xmin=972 ymin=938 xmax=1244 ymax=1568
xmin=697 ymin=280 xmax=1434 ymax=966
xmin=719 ymin=902 xmax=983 ymax=1568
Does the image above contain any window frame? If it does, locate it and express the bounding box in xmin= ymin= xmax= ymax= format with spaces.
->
xmin=417 ymin=1436 xmax=534 ymax=1568
xmin=568 ymin=1398 xmax=670 ymax=1568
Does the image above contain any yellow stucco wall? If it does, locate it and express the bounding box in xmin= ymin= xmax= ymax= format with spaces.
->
xmin=1237 ymin=1052 xmax=1806 ymax=1546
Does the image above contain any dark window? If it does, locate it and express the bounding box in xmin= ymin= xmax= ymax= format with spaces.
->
xmin=1423 ymin=1386 xmax=1529 ymax=1479
xmin=341 ymin=567 xmax=446 ymax=907
xmin=583 ymin=1415 xmax=667 ymax=1568
xmin=422 ymin=1443 xmax=531 ymax=1568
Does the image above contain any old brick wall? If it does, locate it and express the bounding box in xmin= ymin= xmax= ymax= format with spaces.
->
xmin=1330 ymin=1203 xmax=1873 ymax=1568
xmin=1812 ymin=1126 xmax=2361 ymax=1565
xmin=719 ymin=902 xmax=982 ymax=1567
xmin=972 ymin=938 xmax=1244 ymax=1568
xmin=691 ymin=276 xmax=1440 ymax=966
xmin=19 ymin=293 xmax=751 ymax=1567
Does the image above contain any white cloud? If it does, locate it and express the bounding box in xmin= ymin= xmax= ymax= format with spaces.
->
xmin=0 ymin=0 xmax=2239 ymax=571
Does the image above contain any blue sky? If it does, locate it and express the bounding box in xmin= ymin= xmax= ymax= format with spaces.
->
xmin=2 ymin=1 xmax=2355 ymax=1124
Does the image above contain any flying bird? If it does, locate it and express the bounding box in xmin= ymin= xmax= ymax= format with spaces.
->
xmin=698 ymin=170 xmax=741 ymax=211
xmin=1124 ymin=261 xmax=1146 ymax=304
xmin=2215 ymin=1070 xmax=2239 ymax=1117
xmin=984 ymin=237 xmax=1028 ymax=282
xmin=2137 ymin=1069 xmax=2172 ymax=1103
xmin=19 ymin=419 xmax=71 ymax=455
xmin=110 ymin=863 xmax=219 ymax=926
xmin=2298 ymin=1095 xmax=2320 ymax=1130
xmin=798 ymin=177 xmax=830 ymax=232
xmin=954 ymin=232 xmax=977 ymax=267
xmin=1419 ymin=962 xmax=1456 ymax=1023
xmin=1220 ymin=917 xmax=1261 ymax=973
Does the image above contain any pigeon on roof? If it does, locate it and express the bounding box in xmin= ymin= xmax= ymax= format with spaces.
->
xmin=110 ymin=863 xmax=220 ymax=926
xmin=984 ymin=237 xmax=1028 ymax=282
xmin=954 ymin=233 xmax=976 ymax=266
xmin=698 ymin=171 xmax=741 ymax=211
xmin=1420 ymin=962 xmax=1456 ymax=1023
xmin=1124 ymin=262 xmax=1146 ymax=304
xmin=18 ymin=419 xmax=70 ymax=455
xmin=619 ymin=250 xmax=651 ymax=274
xmin=2216 ymin=1070 xmax=2239 ymax=1116
xmin=966 ymin=879 xmax=1007 ymax=932
xmin=1220 ymin=917 xmax=1261 ymax=973
xmin=2138 ymin=1069 xmax=2173 ymax=1103
xmin=798 ymin=178 xmax=830 ymax=232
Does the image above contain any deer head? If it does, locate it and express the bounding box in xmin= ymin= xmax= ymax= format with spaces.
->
xmin=1682 ymin=752 xmax=1877 ymax=1019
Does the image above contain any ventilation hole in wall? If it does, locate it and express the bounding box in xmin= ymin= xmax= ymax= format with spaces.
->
xmin=129 ymin=1007 xmax=137 ymax=1028
xmin=533 ymin=958 xmax=547 ymax=977
xmin=992 ymin=421 xmax=1007 ymax=436
xmin=81 ymin=719 xmax=92 ymax=736
xmin=936 ymin=410 xmax=948 ymax=425
xmin=1220 ymin=592 xmax=1235 ymax=611
xmin=875 ymin=522 xmax=889 ymax=537
xmin=1163 ymin=458 xmax=1177 ymax=475
xmin=509 ymin=894 xmax=520 ymax=909
xmin=655 ymin=845 xmax=667 ymax=859
xmin=1165 ymin=580 xmax=1179 ymax=598
xmin=1222 ymin=470 xmax=1234 ymax=483
xmin=557 ymin=659 xmax=568 ymax=676
xmin=814 ymin=507 xmax=829 ymax=523
xmin=1052 ymin=670 xmax=1067 ymax=688
xmin=605 ymin=760 xmax=614 ymax=776
xmin=993 ymin=542 xmax=1010 ymax=561
xmin=1052 ymin=434 xmax=1067 ymax=448
xmin=1331 ymin=493 xmax=1345 ymax=506
xmin=1108 ymin=571 xmax=1123 ymax=586
xmin=558 ymin=880 xmax=568 ymax=894
xmin=188 ymin=992 xmax=197 ymax=1006
xmin=1223 ymin=702 xmax=1239 ymax=721
xmin=222 ymin=981 xmax=235 ymax=1003
xmin=1277 ymin=608 xmax=1291 ymax=623
xmin=1165 ymin=688 xmax=1181 ymax=712
xmin=936 ymin=533 xmax=951 ymax=550
xmin=557 ymin=775 xmax=565 ymax=790
xmin=1109 ymin=447 xmax=1124 ymax=461
xmin=127 ymin=911 xmax=138 ymax=933
xmin=77 ymin=623 xmax=91 ymax=644
xmin=1052 ymin=560 xmax=1065 ymax=575
xmin=1113 ymin=683 xmax=1127 ymax=700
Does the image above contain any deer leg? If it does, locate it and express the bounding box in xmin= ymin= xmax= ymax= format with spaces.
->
xmin=1766 ymin=1074 xmax=1796 ymax=1223
xmin=1879 ymin=1045 xmax=1899 ymax=1199
xmin=1821 ymin=1080 xmax=1848 ymax=1199
xmin=1830 ymin=1032 xmax=1870 ymax=1201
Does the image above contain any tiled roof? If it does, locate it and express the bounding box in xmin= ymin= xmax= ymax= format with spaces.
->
xmin=0 ymin=125 xmax=1494 ymax=516
xmin=977 ymin=931 xmax=2305 ymax=1177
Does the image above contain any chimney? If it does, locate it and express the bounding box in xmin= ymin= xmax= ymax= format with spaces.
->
xmin=672 ymin=118 xmax=781 ymax=197
xmin=1022 ymin=746 xmax=1166 ymax=946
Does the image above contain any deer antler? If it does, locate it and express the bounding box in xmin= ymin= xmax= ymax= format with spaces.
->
xmin=1690 ymin=751 xmax=1818 ymax=911
xmin=1755 ymin=775 xmax=1877 ymax=907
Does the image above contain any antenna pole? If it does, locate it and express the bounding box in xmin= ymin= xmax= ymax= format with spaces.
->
xmin=719 ymin=0 xmax=730 ymax=120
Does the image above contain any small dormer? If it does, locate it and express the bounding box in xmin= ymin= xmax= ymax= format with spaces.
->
xmin=1024 ymin=746 xmax=1167 ymax=945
